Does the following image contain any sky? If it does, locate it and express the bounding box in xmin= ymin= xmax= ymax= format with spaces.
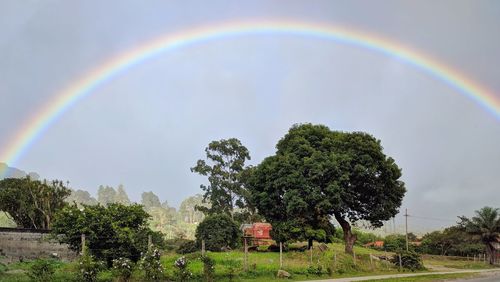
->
xmin=0 ymin=0 xmax=499 ymax=233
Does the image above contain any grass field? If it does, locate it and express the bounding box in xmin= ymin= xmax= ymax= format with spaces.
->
xmin=0 ymin=243 xmax=497 ymax=281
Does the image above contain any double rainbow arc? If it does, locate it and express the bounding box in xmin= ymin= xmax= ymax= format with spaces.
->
xmin=1 ymin=20 xmax=499 ymax=177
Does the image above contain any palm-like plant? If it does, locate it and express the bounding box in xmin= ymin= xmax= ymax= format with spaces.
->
xmin=459 ymin=206 xmax=500 ymax=264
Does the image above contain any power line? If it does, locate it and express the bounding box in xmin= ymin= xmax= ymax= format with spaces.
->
xmin=408 ymin=215 xmax=457 ymax=223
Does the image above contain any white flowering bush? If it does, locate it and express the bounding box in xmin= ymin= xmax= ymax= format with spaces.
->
xmin=174 ymin=256 xmax=192 ymax=282
xmin=76 ymin=250 xmax=104 ymax=282
xmin=112 ymin=257 xmax=133 ymax=282
xmin=200 ymin=255 xmax=215 ymax=282
xmin=140 ymin=248 xmax=164 ymax=281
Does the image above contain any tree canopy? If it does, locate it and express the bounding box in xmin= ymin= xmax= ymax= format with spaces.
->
xmin=191 ymin=138 xmax=251 ymax=217
xmin=52 ymin=203 xmax=163 ymax=265
xmin=459 ymin=206 xmax=500 ymax=264
xmin=0 ymin=177 xmax=71 ymax=229
xmin=248 ymin=123 xmax=406 ymax=253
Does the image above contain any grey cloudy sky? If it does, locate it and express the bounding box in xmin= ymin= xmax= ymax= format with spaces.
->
xmin=1 ymin=0 xmax=499 ymax=232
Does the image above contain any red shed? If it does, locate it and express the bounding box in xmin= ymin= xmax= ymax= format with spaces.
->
xmin=241 ymin=223 xmax=273 ymax=246
xmin=251 ymin=223 xmax=272 ymax=240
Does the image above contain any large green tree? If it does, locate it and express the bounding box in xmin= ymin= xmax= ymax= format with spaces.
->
xmin=459 ymin=206 xmax=500 ymax=264
xmin=249 ymin=124 xmax=406 ymax=253
xmin=191 ymin=138 xmax=251 ymax=217
xmin=195 ymin=214 xmax=240 ymax=251
xmin=0 ymin=177 xmax=71 ymax=229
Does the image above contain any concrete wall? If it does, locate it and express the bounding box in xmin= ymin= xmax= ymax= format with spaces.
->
xmin=0 ymin=228 xmax=77 ymax=262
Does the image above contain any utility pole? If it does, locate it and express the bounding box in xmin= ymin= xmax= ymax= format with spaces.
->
xmin=405 ymin=208 xmax=409 ymax=251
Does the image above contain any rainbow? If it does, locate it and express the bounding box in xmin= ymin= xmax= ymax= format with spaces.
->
xmin=1 ymin=20 xmax=499 ymax=177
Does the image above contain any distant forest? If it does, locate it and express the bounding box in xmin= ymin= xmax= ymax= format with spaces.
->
xmin=0 ymin=163 xmax=205 ymax=239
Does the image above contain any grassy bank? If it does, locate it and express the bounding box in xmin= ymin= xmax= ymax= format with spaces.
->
xmin=0 ymin=243 xmax=497 ymax=281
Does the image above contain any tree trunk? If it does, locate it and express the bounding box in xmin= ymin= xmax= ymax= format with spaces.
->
xmin=486 ymin=243 xmax=495 ymax=265
xmin=334 ymin=212 xmax=357 ymax=254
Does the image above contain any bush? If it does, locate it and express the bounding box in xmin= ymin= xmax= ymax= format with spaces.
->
xmin=177 ymin=240 xmax=198 ymax=254
xmin=76 ymin=251 xmax=104 ymax=282
xmin=27 ymin=259 xmax=56 ymax=282
xmin=140 ymin=248 xmax=164 ymax=281
xmin=0 ymin=261 xmax=8 ymax=274
xmin=195 ymin=214 xmax=240 ymax=252
xmin=52 ymin=203 xmax=162 ymax=265
xmin=391 ymin=251 xmax=424 ymax=271
xmin=200 ymin=255 xmax=215 ymax=282
xmin=112 ymin=257 xmax=133 ymax=282
xmin=174 ymin=256 xmax=192 ymax=282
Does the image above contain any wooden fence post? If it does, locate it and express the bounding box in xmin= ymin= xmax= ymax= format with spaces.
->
xmin=398 ymin=254 xmax=402 ymax=271
xmin=353 ymin=250 xmax=356 ymax=266
xmin=201 ymin=239 xmax=205 ymax=256
xmin=244 ymin=237 xmax=248 ymax=271
xmin=279 ymin=242 xmax=283 ymax=268
xmin=148 ymin=235 xmax=152 ymax=251
xmin=81 ymin=234 xmax=86 ymax=256
xmin=370 ymin=253 xmax=374 ymax=270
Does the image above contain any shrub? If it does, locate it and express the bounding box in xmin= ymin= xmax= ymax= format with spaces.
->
xmin=112 ymin=257 xmax=133 ymax=282
xmin=200 ymin=255 xmax=215 ymax=282
xmin=177 ymin=240 xmax=198 ymax=254
xmin=27 ymin=259 xmax=56 ymax=282
xmin=391 ymin=250 xmax=424 ymax=271
xmin=195 ymin=214 xmax=240 ymax=252
xmin=0 ymin=261 xmax=8 ymax=274
xmin=140 ymin=248 xmax=164 ymax=281
xmin=174 ymin=256 xmax=192 ymax=282
xmin=307 ymin=265 xmax=323 ymax=276
xmin=76 ymin=251 xmax=104 ymax=282
xmin=52 ymin=203 xmax=163 ymax=265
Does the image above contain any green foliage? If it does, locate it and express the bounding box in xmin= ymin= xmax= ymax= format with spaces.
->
xmin=200 ymin=255 xmax=215 ymax=282
xmin=76 ymin=250 xmax=105 ymax=282
xmin=459 ymin=206 xmax=500 ymax=264
xmin=391 ymin=251 xmax=424 ymax=271
xmin=177 ymin=240 xmax=198 ymax=254
xmin=353 ymin=229 xmax=383 ymax=245
xmin=27 ymin=259 xmax=56 ymax=282
xmin=383 ymin=234 xmax=408 ymax=252
xmin=173 ymin=256 xmax=192 ymax=282
xmin=307 ymin=265 xmax=323 ymax=276
xmin=418 ymin=227 xmax=471 ymax=256
xmin=0 ymin=177 xmax=71 ymax=229
xmin=140 ymin=248 xmax=164 ymax=281
xmin=0 ymin=261 xmax=7 ymax=274
xmin=191 ymin=138 xmax=252 ymax=216
xmin=195 ymin=214 xmax=240 ymax=251
xmin=112 ymin=257 xmax=133 ymax=282
xmin=248 ymin=123 xmax=405 ymax=251
xmin=52 ymin=203 xmax=163 ymax=264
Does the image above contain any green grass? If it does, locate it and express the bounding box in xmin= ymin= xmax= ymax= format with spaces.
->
xmin=1 ymin=243 xmax=497 ymax=281
xmin=423 ymin=255 xmax=496 ymax=270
